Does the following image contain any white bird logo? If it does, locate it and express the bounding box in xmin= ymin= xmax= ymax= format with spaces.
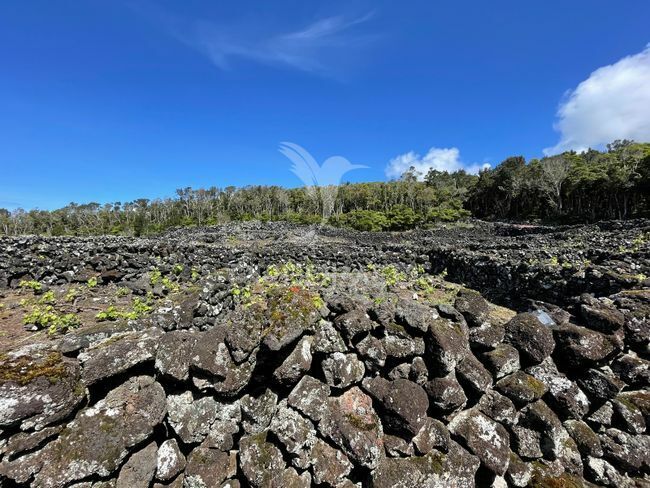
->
xmin=279 ymin=142 xmax=367 ymax=220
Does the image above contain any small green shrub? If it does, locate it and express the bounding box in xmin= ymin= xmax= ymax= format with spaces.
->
xmin=23 ymin=305 xmax=79 ymax=334
xmin=19 ymin=280 xmax=42 ymax=292
xmin=87 ymin=277 xmax=98 ymax=288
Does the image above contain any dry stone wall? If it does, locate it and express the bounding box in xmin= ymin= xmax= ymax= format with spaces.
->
xmin=0 ymin=221 xmax=648 ymax=487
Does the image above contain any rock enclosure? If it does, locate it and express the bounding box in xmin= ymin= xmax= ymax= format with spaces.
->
xmin=0 ymin=221 xmax=648 ymax=487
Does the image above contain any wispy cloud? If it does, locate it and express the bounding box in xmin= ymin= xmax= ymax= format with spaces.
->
xmin=386 ymin=147 xmax=490 ymax=180
xmin=545 ymin=44 xmax=650 ymax=155
xmin=133 ymin=2 xmax=377 ymax=77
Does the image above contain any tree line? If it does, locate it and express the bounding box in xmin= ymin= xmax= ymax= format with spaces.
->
xmin=1 ymin=140 xmax=648 ymax=236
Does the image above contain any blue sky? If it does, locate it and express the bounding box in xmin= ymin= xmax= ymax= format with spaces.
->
xmin=1 ymin=0 xmax=649 ymax=210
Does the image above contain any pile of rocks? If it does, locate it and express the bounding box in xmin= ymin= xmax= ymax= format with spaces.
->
xmin=0 ymin=221 xmax=647 ymax=487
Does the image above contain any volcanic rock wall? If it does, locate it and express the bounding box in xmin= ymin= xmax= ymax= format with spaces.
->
xmin=0 ymin=221 xmax=648 ymax=487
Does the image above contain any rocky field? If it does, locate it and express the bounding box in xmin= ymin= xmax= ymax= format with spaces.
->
xmin=0 ymin=220 xmax=648 ymax=487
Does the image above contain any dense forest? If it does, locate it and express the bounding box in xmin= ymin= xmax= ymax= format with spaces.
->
xmin=2 ymin=140 xmax=649 ymax=236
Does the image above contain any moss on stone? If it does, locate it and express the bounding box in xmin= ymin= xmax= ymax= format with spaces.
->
xmin=0 ymin=352 xmax=68 ymax=386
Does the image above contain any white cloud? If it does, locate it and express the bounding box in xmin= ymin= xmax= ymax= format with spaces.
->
xmin=545 ymin=45 xmax=650 ymax=155
xmin=385 ymin=147 xmax=489 ymax=180
xmin=187 ymin=12 xmax=374 ymax=75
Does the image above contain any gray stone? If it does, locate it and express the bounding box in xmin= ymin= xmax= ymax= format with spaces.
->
xmin=184 ymin=447 xmax=237 ymax=488
xmin=156 ymin=439 xmax=185 ymax=482
xmin=79 ymin=328 xmax=162 ymax=385
xmin=319 ymin=387 xmax=383 ymax=469
xmin=273 ymin=336 xmax=312 ymax=386
xmin=447 ymin=408 xmax=511 ymax=476
xmin=322 ymin=352 xmax=365 ymax=388
xmin=504 ymin=312 xmax=555 ymax=365
xmin=287 ymin=376 xmax=330 ymax=423
xmin=116 ymin=441 xmax=157 ymax=488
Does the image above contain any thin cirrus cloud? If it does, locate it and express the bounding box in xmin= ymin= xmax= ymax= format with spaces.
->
xmin=385 ymin=147 xmax=490 ymax=180
xmin=545 ymin=44 xmax=650 ymax=155
xmin=179 ymin=11 xmax=376 ymax=76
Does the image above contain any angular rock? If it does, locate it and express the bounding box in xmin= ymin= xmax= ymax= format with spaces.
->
xmin=322 ymin=352 xmax=365 ymax=388
xmin=334 ymin=309 xmax=375 ymax=341
xmin=581 ymin=302 xmax=625 ymax=334
xmin=191 ymin=327 xmax=255 ymax=396
xmin=319 ymin=387 xmax=383 ymax=469
xmin=287 ymin=376 xmax=330 ymax=423
xmin=355 ymin=335 xmax=387 ymax=369
xmin=477 ymin=389 xmax=519 ymax=427
xmin=496 ymin=371 xmax=548 ymax=406
xmin=506 ymin=452 xmax=533 ymax=487
xmin=425 ymin=317 xmax=470 ymax=374
xmin=116 ymin=441 xmax=157 ymax=488
xmin=455 ymin=352 xmax=492 ymax=393
xmin=578 ymin=367 xmax=625 ymax=403
xmin=273 ymin=336 xmax=312 ymax=386
xmin=600 ymin=428 xmax=650 ymax=473
xmin=241 ymin=389 xmax=278 ymax=434
xmin=395 ymin=299 xmax=438 ymax=333
xmin=382 ymin=325 xmax=425 ymax=359
xmin=447 ymin=408 xmax=511 ymax=475
xmin=166 ymin=391 xmax=218 ymax=444
xmin=185 ymin=447 xmax=237 ymax=488
xmin=311 ymin=320 xmax=347 ymax=354
xmin=79 ymin=328 xmax=162 ymax=385
xmin=612 ymin=393 xmax=646 ymax=434
xmin=553 ymin=324 xmax=617 ymax=368
xmin=0 ymin=350 xmax=85 ymax=430
xmin=156 ymin=439 xmax=185 ymax=482
xmin=0 ymin=376 xmax=166 ymax=487
xmin=504 ymin=312 xmax=554 ymax=365
xmin=611 ymin=353 xmax=650 ymax=387
xmin=269 ymin=402 xmax=316 ymax=467
xmin=527 ymin=359 xmax=590 ymax=418
xmin=309 ymin=438 xmax=352 ymax=486
xmin=564 ymin=420 xmax=603 ymax=458
xmin=469 ymin=322 xmax=505 ymax=351
xmin=412 ymin=417 xmax=450 ymax=454
xmin=362 ymin=377 xmax=429 ymax=437
xmin=479 ymin=344 xmax=520 ymax=379
xmin=424 ymin=372 xmax=467 ymax=413
xmin=371 ymin=441 xmax=479 ymax=488
xmin=510 ymin=425 xmax=543 ymax=459
xmin=239 ymin=431 xmax=287 ymax=487
xmin=154 ymin=329 xmax=198 ymax=381
xmin=454 ymin=289 xmax=490 ymax=327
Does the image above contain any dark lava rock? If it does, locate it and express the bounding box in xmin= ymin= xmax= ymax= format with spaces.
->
xmin=185 ymin=447 xmax=237 ymax=488
xmin=553 ymin=323 xmax=617 ymax=367
xmin=318 ymin=386 xmax=384 ymax=469
xmin=155 ymin=439 xmax=186 ymax=482
xmin=362 ymin=377 xmax=429 ymax=437
xmin=564 ymin=420 xmax=603 ymax=458
xmin=321 ymin=352 xmax=365 ymax=388
xmin=447 ymin=408 xmax=511 ymax=476
xmin=0 ymin=376 xmax=166 ymax=487
xmin=527 ymin=358 xmax=590 ymax=419
xmin=287 ymin=375 xmax=330 ymax=423
xmin=577 ymin=367 xmax=626 ymax=403
xmin=154 ymin=329 xmax=199 ymax=381
xmin=79 ymin=328 xmax=162 ymax=385
xmin=239 ymin=431 xmax=286 ymax=487
xmin=0 ymin=349 xmax=85 ymax=431
xmin=425 ymin=317 xmax=470 ymax=374
xmin=496 ymin=371 xmax=548 ymax=406
xmin=479 ymin=343 xmax=520 ymax=379
xmin=371 ymin=441 xmax=479 ymax=488
xmin=477 ymin=389 xmax=519 ymax=427
xmin=504 ymin=312 xmax=555 ymax=365
xmin=273 ymin=336 xmax=313 ymax=385
xmin=424 ymin=372 xmax=467 ymax=412
xmin=454 ymin=289 xmax=490 ymax=327
xmin=116 ymin=441 xmax=158 ymax=488
xmin=455 ymin=352 xmax=493 ymax=393
xmin=412 ymin=417 xmax=450 ymax=454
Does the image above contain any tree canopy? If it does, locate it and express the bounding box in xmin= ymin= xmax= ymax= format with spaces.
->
xmin=1 ymin=141 xmax=648 ymax=236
